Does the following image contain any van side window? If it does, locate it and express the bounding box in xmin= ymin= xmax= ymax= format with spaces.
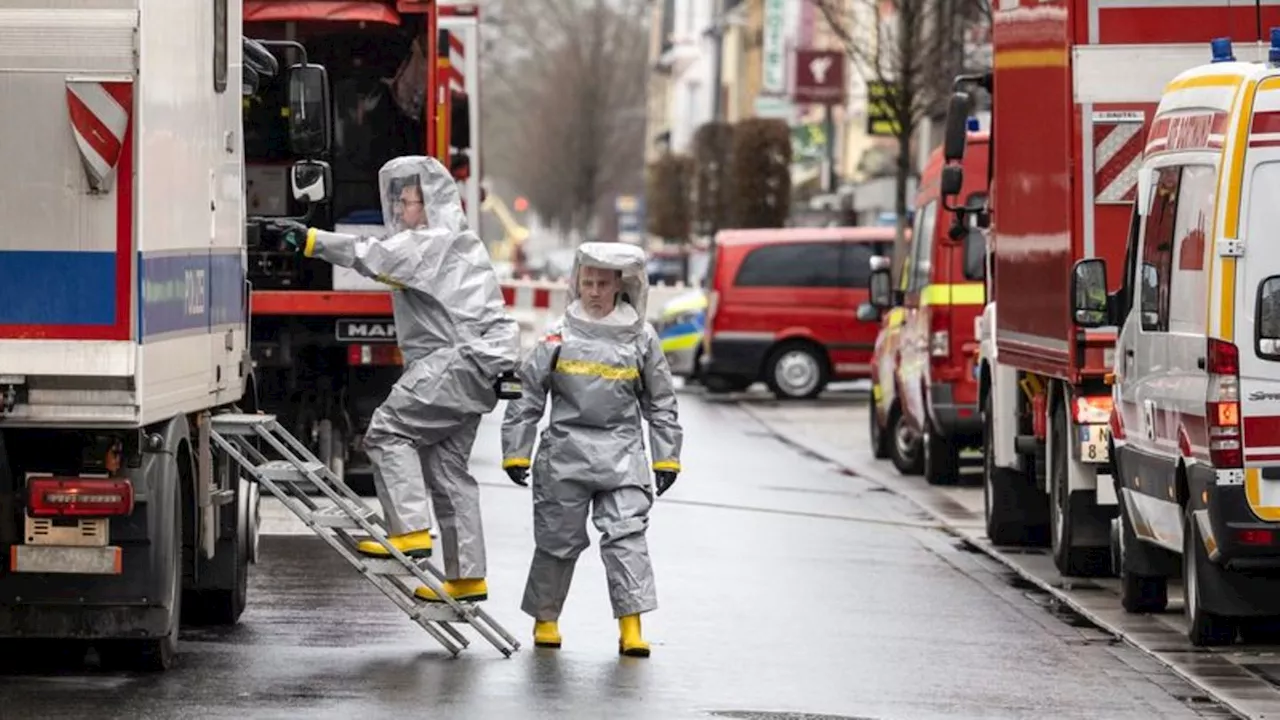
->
xmin=734 ymin=242 xmax=843 ymax=288
xmin=1139 ymin=167 xmax=1181 ymax=332
xmin=840 ymin=243 xmax=876 ymax=287
xmin=213 ymin=0 xmax=228 ymax=93
xmin=1168 ymin=165 xmax=1215 ymax=334
xmin=907 ymin=201 xmax=938 ymax=292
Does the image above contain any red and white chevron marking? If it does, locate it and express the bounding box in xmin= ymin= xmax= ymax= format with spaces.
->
xmin=1094 ymin=118 xmax=1145 ymax=204
xmin=66 ymin=79 xmax=133 ymax=193
xmin=445 ymin=33 xmax=466 ymax=93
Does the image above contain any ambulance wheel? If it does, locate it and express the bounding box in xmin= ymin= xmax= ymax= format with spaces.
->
xmin=889 ymin=403 xmax=923 ymax=475
xmin=1184 ymin=511 xmax=1238 ymax=646
xmin=765 ymin=341 xmax=828 ymax=400
xmin=1050 ymin=403 xmax=1109 ymax=577
xmin=869 ymin=399 xmax=891 ymax=459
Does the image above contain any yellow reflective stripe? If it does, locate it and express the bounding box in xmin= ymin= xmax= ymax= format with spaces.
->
xmin=1165 ymin=73 xmax=1243 ymax=93
xmin=661 ymin=332 xmax=701 ymax=352
xmin=994 ymin=49 xmax=1067 ymax=70
xmin=919 ymin=282 xmax=984 ymax=307
xmin=653 ymin=460 xmax=681 ymax=472
xmin=662 ymin=296 xmax=707 ymax=317
xmin=502 ymin=458 xmax=531 ymax=469
xmin=886 ymin=307 xmax=906 ymax=328
xmin=555 ymin=358 xmax=640 ymax=381
xmin=1220 ymin=77 xmax=1258 ymax=341
xmin=304 ymin=227 xmax=318 ymax=257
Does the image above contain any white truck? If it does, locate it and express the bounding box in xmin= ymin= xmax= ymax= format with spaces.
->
xmin=0 ymin=0 xmax=331 ymax=669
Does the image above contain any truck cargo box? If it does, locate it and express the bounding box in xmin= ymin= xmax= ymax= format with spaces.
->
xmin=0 ymin=2 xmax=247 ymax=429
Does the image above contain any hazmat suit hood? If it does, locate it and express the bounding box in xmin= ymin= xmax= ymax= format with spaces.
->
xmin=566 ymin=242 xmax=649 ymax=329
xmin=378 ymin=155 xmax=468 ymax=235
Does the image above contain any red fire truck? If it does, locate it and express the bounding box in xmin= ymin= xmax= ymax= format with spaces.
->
xmin=242 ymin=0 xmax=480 ymax=490
xmin=941 ymin=0 xmax=1280 ymax=576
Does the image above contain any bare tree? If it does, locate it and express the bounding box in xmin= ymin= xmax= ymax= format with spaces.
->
xmin=809 ymin=0 xmax=990 ymax=245
xmin=479 ymin=0 xmax=650 ymax=238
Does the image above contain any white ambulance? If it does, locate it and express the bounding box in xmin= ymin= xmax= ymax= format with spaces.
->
xmin=1073 ymin=34 xmax=1280 ymax=647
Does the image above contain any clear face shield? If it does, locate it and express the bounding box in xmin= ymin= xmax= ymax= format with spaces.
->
xmin=569 ymin=243 xmax=650 ymax=323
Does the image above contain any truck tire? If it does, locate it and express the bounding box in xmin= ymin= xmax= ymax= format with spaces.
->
xmin=888 ymin=402 xmax=923 ymax=475
xmin=982 ymin=391 xmax=1047 ymax=546
xmin=1114 ymin=500 xmax=1169 ymax=613
xmin=869 ymin=399 xmax=890 ymax=459
xmin=101 ymin=466 xmax=182 ymax=671
xmin=1184 ymin=510 xmax=1237 ymax=646
xmin=923 ymin=425 xmax=959 ymax=486
xmin=1049 ymin=403 xmax=1110 ymax=577
xmin=184 ymin=458 xmax=252 ymax=626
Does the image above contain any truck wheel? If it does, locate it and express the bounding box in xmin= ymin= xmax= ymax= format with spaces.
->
xmin=923 ymin=426 xmax=959 ymax=486
xmin=869 ymin=399 xmax=890 ymax=459
xmin=1184 ymin=510 xmax=1237 ymax=646
xmin=1117 ymin=503 xmax=1168 ymax=613
xmin=982 ymin=392 xmax=1046 ymax=546
xmin=102 ymin=469 xmax=182 ymax=671
xmin=1049 ymin=403 xmax=1109 ymax=576
xmin=765 ymin=342 xmax=828 ymax=400
xmin=888 ymin=403 xmax=923 ymax=475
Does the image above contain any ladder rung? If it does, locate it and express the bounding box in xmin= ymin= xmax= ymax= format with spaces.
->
xmin=256 ymin=459 xmax=326 ymax=482
xmin=210 ymin=489 xmax=236 ymax=506
xmin=210 ymin=413 xmax=278 ymax=435
xmin=412 ymin=603 xmax=472 ymax=623
xmin=309 ymin=504 xmax=376 ymax=529
xmin=363 ymin=558 xmax=430 ymax=577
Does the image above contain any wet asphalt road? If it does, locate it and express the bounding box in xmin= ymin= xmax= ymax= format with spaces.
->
xmin=0 ymin=386 xmax=1240 ymax=720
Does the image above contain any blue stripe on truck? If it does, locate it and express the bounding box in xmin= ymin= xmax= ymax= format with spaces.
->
xmin=138 ymin=252 xmax=245 ymax=342
xmin=0 ymin=251 xmax=117 ymax=325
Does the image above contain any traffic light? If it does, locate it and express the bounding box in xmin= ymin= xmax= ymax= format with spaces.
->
xmin=451 ymin=91 xmax=470 ymax=150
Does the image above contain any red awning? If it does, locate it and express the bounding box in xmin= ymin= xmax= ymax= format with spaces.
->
xmin=244 ymin=1 xmax=400 ymax=25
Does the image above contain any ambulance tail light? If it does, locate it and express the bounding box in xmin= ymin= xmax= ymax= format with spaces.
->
xmin=28 ymin=477 xmax=134 ymax=517
xmin=347 ymin=344 xmax=403 ymax=366
xmin=1206 ymin=338 xmax=1242 ymax=468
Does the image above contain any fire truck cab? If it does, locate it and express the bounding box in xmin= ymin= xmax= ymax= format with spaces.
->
xmin=1073 ymin=34 xmax=1280 ymax=646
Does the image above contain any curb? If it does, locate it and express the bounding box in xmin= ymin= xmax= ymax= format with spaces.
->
xmin=738 ymin=401 xmax=1254 ymax=720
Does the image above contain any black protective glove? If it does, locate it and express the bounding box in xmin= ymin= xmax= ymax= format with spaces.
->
xmin=494 ymin=371 xmax=523 ymax=400
xmin=506 ymin=466 xmax=529 ymax=487
xmin=655 ymin=470 xmax=678 ymax=497
xmin=264 ymin=219 xmax=309 ymax=255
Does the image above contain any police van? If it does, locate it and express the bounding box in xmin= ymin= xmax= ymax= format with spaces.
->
xmin=1072 ymin=33 xmax=1280 ymax=646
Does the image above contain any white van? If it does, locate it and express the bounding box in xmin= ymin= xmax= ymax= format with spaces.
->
xmin=1072 ymin=36 xmax=1280 ymax=647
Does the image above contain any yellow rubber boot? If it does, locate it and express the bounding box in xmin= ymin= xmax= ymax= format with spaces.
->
xmin=618 ymin=614 xmax=650 ymax=657
xmin=533 ymin=621 xmax=562 ymax=648
xmin=414 ymin=578 xmax=488 ymax=603
xmin=356 ymin=530 xmax=433 ymax=559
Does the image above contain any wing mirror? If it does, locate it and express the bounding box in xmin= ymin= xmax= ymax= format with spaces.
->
xmin=291 ymin=159 xmax=331 ymax=204
xmin=1071 ymin=258 xmax=1109 ymax=328
xmin=287 ymin=63 xmax=332 ymax=157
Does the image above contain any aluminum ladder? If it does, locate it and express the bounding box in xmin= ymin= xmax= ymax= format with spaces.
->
xmin=208 ymin=412 xmax=520 ymax=658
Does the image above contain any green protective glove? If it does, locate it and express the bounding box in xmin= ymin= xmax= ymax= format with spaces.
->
xmin=265 ymin=219 xmax=309 ymax=255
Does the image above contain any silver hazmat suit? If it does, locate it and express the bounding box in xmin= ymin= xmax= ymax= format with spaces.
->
xmin=305 ymin=156 xmax=520 ymax=579
xmin=501 ymin=242 xmax=683 ymax=620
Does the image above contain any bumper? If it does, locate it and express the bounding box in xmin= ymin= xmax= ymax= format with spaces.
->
xmin=1203 ymin=465 xmax=1280 ymax=569
xmin=702 ymin=337 xmax=771 ymax=381
xmin=927 ymin=382 xmax=981 ymax=440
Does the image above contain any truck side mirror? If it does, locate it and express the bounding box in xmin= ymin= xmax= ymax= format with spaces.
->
xmin=943 ymin=92 xmax=972 ymax=162
xmin=869 ymin=268 xmax=893 ymax=309
xmin=287 ymin=63 xmax=331 ymax=157
xmin=941 ymin=165 xmax=964 ymax=197
xmin=1256 ymin=276 xmax=1280 ymax=358
xmin=451 ymin=91 xmax=470 ymax=150
xmin=1071 ymin=258 xmax=1109 ymax=328
xmin=291 ymin=159 xmax=331 ymax=204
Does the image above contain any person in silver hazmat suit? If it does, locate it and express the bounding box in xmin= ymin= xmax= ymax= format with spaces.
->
xmin=272 ymin=156 xmax=520 ymax=605
xmin=501 ymin=242 xmax=683 ymax=657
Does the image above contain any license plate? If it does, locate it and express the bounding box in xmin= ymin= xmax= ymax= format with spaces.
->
xmin=1078 ymin=423 xmax=1111 ymax=464
xmin=9 ymin=545 xmax=121 ymax=575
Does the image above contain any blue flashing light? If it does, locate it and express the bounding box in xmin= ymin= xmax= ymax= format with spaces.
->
xmin=1211 ymin=37 xmax=1235 ymax=63
xmin=966 ymin=116 xmax=980 ymax=131
xmin=1270 ymin=28 xmax=1280 ymax=66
